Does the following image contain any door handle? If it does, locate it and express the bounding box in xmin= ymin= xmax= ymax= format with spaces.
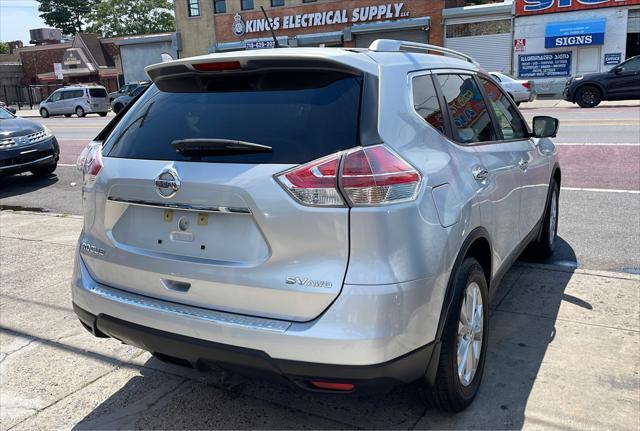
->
xmin=518 ymin=159 xmax=529 ymax=171
xmin=472 ymin=166 xmax=489 ymax=182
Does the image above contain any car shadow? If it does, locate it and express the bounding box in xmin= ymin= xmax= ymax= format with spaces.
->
xmin=72 ymin=238 xmax=580 ymax=430
xmin=0 ymin=172 xmax=59 ymax=200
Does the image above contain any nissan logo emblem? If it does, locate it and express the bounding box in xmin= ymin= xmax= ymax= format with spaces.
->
xmin=155 ymin=168 xmax=180 ymax=198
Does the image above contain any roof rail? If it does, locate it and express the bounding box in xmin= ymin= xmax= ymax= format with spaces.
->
xmin=368 ymin=39 xmax=480 ymax=67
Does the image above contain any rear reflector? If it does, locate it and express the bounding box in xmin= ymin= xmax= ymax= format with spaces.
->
xmin=276 ymin=145 xmax=421 ymax=207
xmin=192 ymin=61 xmax=242 ymax=72
xmin=310 ymin=381 xmax=355 ymax=391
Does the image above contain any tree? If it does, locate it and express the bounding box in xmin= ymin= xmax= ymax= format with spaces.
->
xmin=0 ymin=42 xmax=9 ymax=55
xmin=38 ymin=0 xmax=96 ymax=35
xmin=87 ymin=0 xmax=175 ymax=37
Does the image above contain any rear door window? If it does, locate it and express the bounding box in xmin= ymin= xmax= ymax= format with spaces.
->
xmin=89 ymin=88 xmax=108 ymax=98
xmin=104 ymin=70 xmax=363 ymax=164
xmin=435 ymin=73 xmax=496 ymax=144
xmin=479 ymin=77 xmax=528 ymax=140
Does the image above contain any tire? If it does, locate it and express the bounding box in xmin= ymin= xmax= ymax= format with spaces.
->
xmin=40 ymin=108 xmax=49 ymax=118
xmin=529 ymin=180 xmax=559 ymax=259
xmin=421 ymin=257 xmax=489 ymax=412
xmin=98 ymin=112 xmax=108 ymax=117
xmin=113 ymin=103 xmax=123 ymax=115
xmin=575 ymin=85 xmax=601 ymax=108
xmin=64 ymin=114 xmax=72 ymax=118
xmin=515 ymin=101 xmax=521 ymax=107
xmin=30 ymin=161 xmax=57 ymax=177
xmin=75 ymin=106 xmax=86 ymax=117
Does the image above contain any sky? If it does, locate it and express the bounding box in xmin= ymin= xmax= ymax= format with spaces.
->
xmin=0 ymin=0 xmax=47 ymax=45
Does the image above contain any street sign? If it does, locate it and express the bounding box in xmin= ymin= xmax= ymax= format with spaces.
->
xmin=518 ymin=52 xmax=572 ymax=78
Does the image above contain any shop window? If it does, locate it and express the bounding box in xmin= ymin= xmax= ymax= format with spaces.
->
xmin=214 ymin=0 xmax=226 ymax=13
xmin=187 ymin=0 xmax=200 ymax=17
xmin=412 ymin=75 xmax=445 ymax=135
xmin=446 ymin=19 xmax=511 ymax=38
xmin=241 ymin=0 xmax=253 ymax=10
xmin=271 ymin=0 xmax=284 ymax=6
xmin=479 ymin=78 xmax=527 ymax=141
xmin=435 ymin=74 xmax=495 ymax=144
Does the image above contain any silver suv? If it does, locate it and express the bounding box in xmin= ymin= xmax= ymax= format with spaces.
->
xmin=73 ymin=40 xmax=560 ymax=411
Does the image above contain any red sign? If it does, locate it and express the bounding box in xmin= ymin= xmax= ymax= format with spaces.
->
xmin=516 ymin=0 xmax=640 ymax=16
xmin=514 ymin=38 xmax=526 ymax=52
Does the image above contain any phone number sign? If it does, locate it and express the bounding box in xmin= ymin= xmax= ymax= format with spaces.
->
xmin=518 ymin=52 xmax=572 ymax=78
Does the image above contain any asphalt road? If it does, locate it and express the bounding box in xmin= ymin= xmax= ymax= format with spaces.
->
xmin=1 ymin=105 xmax=639 ymax=273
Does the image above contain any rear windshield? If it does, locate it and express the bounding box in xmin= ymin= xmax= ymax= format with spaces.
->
xmin=89 ymin=88 xmax=108 ymax=98
xmin=103 ymin=70 xmax=362 ymax=164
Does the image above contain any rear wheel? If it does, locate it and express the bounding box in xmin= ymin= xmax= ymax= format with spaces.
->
xmin=40 ymin=108 xmax=49 ymax=118
xmin=75 ymin=106 xmax=86 ymax=117
xmin=421 ymin=257 xmax=489 ymax=412
xmin=64 ymin=114 xmax=72 ymax=118
xmin=98 ymin=112 xmax=108 ymax=117
xmin=575 ymin=85 xmax=601 ymax=108
xmin=30 ymin=161 xmax=57 ymax=177
xmin=529 ymin=181 xmax=559 ymax=259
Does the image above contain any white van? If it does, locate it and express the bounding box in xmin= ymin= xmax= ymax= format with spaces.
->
xmin=39 ymin=85 xmax=110 ymax=118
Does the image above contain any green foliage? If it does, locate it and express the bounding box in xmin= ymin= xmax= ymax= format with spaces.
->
xmin=38 ymin=0 xmax=96 ymax=35
xmin=87 ymin=0 xmax=175 ymax=37
xmin=0 ymin=42 xmax=9 ymax=55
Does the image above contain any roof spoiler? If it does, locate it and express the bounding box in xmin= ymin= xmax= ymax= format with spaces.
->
xmin=368 ymin=39 xmax=481 ymax=67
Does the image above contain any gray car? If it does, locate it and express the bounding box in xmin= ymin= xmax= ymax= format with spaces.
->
xmin=72 ymin=40 xmax=560 ymax=411
xmin=111 ymin=84 xmax=149 ymax=114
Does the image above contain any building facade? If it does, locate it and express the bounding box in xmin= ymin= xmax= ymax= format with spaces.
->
xmin=174 ymin=0 xmax=466 ymax=57
xmin=115 ymin=33 xmax=180 ymax=83
xmin=513 ymin=0 xmax=640 ymax=95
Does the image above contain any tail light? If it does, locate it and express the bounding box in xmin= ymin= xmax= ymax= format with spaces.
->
xmin=77 ymin=141 xmax=103 ymax=184
xmin=522 ymin=82 xmax=531 ymax=89
xmin=276 ymin=145 xmax=421 ymax=207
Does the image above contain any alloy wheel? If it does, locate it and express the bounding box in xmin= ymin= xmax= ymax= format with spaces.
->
xmin=457 ymin=281 xmax=484 ymax=386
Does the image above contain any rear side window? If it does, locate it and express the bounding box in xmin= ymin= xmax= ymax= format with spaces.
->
xmin=89 ymin=88 xmax=108 ymax=98
xmin=104 ymin=71 xmax=362 ymax=164
xmin=479 ymin=77 xmax=528 ymax=140
xmin=412 ymin=75 xmax=445 ymax=134
xmin=435 ymin=74 xmax=495 ymax=144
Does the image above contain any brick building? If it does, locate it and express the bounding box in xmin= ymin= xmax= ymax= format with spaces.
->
xmin=174 ymin=0 xmax=467 ymax=57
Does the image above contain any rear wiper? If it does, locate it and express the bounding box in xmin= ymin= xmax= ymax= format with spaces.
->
xmin=171 ymin=139 xmax=272 ymax=156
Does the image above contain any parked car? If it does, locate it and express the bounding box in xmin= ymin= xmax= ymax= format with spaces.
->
xmin=490 ymin=72 xmax=536 ymax=106
xmin=0 ymin=101 xmax=16 ymax=114
xmin=73 ymin=40 xmax=560 ymax=412
xmin=564 ymin=55 xmax=640 ymax=108
xmin=108 ymin=82 xmax=147 ymax=102
xmin=0 ymin=106 xmax=59 ymax=176
xmin=39 ymin=85 xmax=109 ymax=118
xmin=111 ymin=83 xmax=150 ymax=114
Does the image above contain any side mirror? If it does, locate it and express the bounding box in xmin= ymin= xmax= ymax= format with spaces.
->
xmin=532 ymin=116 xmax=559 ymax=138
xmin=614 ymin=67 xmax=623 ymax=75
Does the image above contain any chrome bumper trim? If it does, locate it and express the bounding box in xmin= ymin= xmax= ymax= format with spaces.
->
xmin=107 ymin=197 xmax=252 ymax=214
xmin=83 ymin=278 xmax=291 ymax=333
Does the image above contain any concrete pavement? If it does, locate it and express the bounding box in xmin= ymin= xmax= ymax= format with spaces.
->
xmin=1 ymin=210 xmax=639 ymax=430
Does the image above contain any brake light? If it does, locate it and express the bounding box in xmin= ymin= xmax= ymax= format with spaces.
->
xmin=77 ymin=141 xmax=103 ymax=183
xmin=276 ymin=154 xmax=344 ymax=206
xmin=522 ymin=82 xmax=531 ymax=89
xmin=310 ymin=381 xmax=355 ymax=391
xmin=192 ymin=61 xmax=242 ymax=72
xmin=275 ymin=145 xmax=421 ymax=207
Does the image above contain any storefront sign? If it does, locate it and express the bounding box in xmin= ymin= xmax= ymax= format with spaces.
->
xmin=604 ymin=52 xmax=622 ymax=65
xmin=234 ymin=2 xmax=409 ymax=36
xmin=245 ymin=40 xmax=276 ymax=49
xmin=514 ymin=38 xmax=526 ymax=52
xmin=53 ymin=63 xmax=63 ymax=80
xmin=518 ymin=52 xmax=572 ymax=78
xmin=545 ymin=19 xmax=605 ymax=48
xmin=517 ymin=0 xmax=640 ymax=16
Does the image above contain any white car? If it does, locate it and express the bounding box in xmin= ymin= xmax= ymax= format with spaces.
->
xmin=490 ymin=72 xmax=536 ymax=106
xmin=39 ymin=85 xmax=110 ymax=118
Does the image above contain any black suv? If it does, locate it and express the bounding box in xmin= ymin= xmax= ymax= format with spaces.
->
xmin=564 ymin=56 xmax=640 ymax=108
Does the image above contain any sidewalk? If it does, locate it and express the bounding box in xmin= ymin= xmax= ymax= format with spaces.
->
xmin=1 ymin=210 xmax=639 ymax=430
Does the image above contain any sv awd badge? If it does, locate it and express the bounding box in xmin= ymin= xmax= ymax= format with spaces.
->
xmin=286 ymin=277 xmax=332 ymax=289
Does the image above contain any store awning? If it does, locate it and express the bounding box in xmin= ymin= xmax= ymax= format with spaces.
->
xmin=349 ymin=17 xmax=430 ymax=35
xmin=295 ymin=31 xmax=343 ymax=46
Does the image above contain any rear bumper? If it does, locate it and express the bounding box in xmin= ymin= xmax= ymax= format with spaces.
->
xmin=74 ymin=303 xmax=435 ymax=391
xmin=0 ymin=137 xmax=59 ymax=174
xmin=71 ymin=249 xmax=441 ymax=389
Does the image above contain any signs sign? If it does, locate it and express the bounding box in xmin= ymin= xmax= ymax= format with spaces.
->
xmin=233 ymin=2 xmax=409 ymax=36
xmin=604 ymin=52 xmax=622 ymax=65
xmin=545 ymin=18 xmax=605 ymax=48
xmin=518 ymin=52 xmax=572 ymax=78
xmin=517 ymin=0 xmax=640 ymax=16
